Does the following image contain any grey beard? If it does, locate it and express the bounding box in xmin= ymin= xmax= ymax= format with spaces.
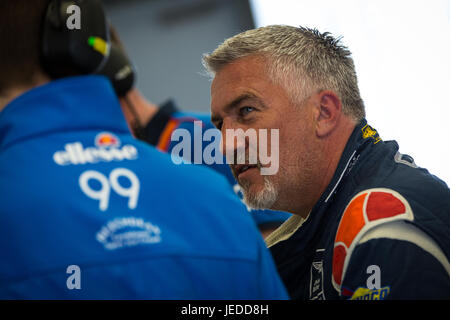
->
xmin=241 ymin=176 xmax=278 ymax=210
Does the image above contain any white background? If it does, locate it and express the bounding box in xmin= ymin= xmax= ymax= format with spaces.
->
xmin=250 ymin=0 xmax=450 ymax=184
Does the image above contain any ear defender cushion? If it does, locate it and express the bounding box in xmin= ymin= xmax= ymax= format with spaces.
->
xmin=41 ymin=0 xmax=110 ymax=77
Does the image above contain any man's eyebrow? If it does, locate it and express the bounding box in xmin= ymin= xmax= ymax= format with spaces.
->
xmin=211 ymin=93 xmax=259 ymax=124
xmin=225 ymin=93 xmax=258 ymax=112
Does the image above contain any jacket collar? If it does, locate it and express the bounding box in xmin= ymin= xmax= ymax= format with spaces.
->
xmin=136 ymin=100 xmax=177 ymax=146
xmin=316 ymin=118 xmax=381 ymax=207
xmin=0 ymin=75 xmax=129 ymax=151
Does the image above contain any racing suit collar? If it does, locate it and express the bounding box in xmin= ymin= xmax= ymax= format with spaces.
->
xmin=0 ymin=75 xmax=129 ymax=151
xmin=312 ymin=118 xmax=382 ymax=212
xmin=135 ymin=100 xmax=178 ymax=146
xmin=315 ymin=118 xmax=378 ymax=207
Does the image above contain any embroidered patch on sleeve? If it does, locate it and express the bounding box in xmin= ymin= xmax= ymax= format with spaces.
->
xmin=332 ymin=188 xmax=414 ymax=293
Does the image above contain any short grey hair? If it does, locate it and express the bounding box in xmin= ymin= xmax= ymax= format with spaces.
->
xmin=203 ymin=25 xmax=365 ymax=121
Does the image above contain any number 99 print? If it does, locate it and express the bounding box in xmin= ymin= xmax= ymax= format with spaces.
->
xmin=79 ymin=168 xmax=140 ymax=212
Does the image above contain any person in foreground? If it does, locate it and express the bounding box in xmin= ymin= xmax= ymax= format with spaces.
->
xmin=0 ymin=0 xmax=288 ymax=299
xmin=204 ymin=25 xmax=450 ymax=299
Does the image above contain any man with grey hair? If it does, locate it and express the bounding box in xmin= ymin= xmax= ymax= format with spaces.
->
xmin=204 ymin=25 xmax=450 ymax=299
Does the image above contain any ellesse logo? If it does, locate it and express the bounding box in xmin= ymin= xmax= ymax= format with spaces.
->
xmin=53 ymin=132 xmax=138 ymax=166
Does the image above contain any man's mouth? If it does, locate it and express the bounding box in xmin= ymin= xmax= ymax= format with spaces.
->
xmin=234 ymin=164 xmax=258 ymax=178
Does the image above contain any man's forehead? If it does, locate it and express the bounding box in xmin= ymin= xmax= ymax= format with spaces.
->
xmin=211 ymin=56 xmax=267 ymax=111
xmin=212 ymin=55 xmax=267 ymax=84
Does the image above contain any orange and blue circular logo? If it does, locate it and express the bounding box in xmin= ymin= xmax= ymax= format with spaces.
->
xmin=95 ymin=132 xmax=121 ymax=148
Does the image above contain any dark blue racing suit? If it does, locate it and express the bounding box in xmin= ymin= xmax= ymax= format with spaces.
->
xmin=269 ymin=120 xmax=450 ymax=299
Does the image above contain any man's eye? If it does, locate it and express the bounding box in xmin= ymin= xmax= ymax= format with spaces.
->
xmin=239 ymin=106 xmax=255 ymax=116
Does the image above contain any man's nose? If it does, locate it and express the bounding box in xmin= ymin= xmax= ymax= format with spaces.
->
xmin=219 ymin=120 xmax=247 ymax=163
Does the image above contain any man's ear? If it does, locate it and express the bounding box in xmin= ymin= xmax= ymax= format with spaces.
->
xmin=314 ymin=90 xmax=342 ymax=138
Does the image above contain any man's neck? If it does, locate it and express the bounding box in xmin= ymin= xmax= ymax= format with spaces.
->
xmin=119 ymin=88 xmax=158 ymax=132
xmin=0 ymin=75 xmax=50 ymax=112
xmin=0 ymin=88 xmax=25 ymax=112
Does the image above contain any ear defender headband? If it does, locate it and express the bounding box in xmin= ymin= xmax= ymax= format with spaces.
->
xmin=41 ymin=0 xmax=135 ymax=96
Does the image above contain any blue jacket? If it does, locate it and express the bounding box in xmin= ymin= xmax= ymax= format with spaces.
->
xmin=139 ymin=101 xmax=292 ymax=229
xmin=269 ymin=120 xmax=450 ymax=299
xmin=0 ymin=76 xmax=289 ymax=299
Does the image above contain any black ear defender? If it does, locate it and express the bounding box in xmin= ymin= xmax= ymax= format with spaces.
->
xmin=95 ymin=42 xmax=136 ymax=97
xmin=41 ymin=0 xmax=135 ymax=96
xmin=41 ymin=0 xmax=110 ymax=77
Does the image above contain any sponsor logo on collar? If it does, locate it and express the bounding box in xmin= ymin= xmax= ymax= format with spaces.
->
xmin=361 ymin=124 xmax=382 ymax=144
